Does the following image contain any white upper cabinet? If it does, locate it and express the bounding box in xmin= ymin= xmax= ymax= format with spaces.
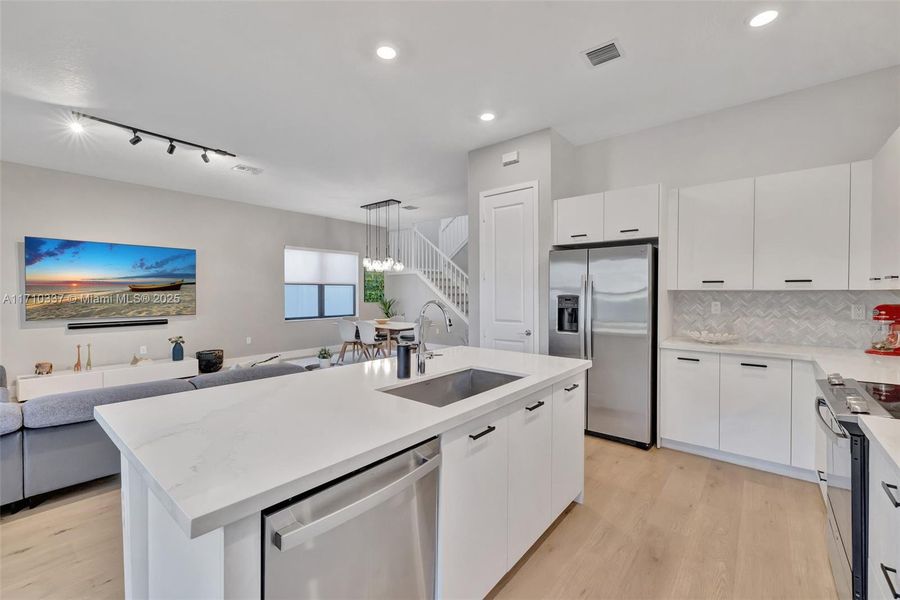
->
xmin=555 ymin=193 xmax=604 ymax=244
xmin=603 ymin=184 xmax=660 ymax=241
xmin=849 ymin=160 xmax=875 ymax=289
xmin=871 ymin=126 xmax=900 ymax=287
xmin=677 ymin=178 xmax=755 ymax=290
xmin=754 ymin=163 xmax=850 ymax=290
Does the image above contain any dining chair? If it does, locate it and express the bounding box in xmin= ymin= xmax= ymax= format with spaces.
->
xmin=357 ymin=321 xmax=388 ymax=360
xmin=337 ymin=320 xmax=361 ymax=363
xmin=398 ymin=319 xmax=427 ymax=352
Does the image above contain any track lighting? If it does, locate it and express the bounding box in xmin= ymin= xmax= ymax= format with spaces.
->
xmin=69 ymin=111 xmax=237 ymax=163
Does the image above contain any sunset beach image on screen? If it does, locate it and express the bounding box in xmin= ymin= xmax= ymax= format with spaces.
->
xmin=24 ymin=236 xmax=196 ymax=321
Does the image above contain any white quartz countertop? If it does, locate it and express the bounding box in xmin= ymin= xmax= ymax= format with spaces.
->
xmin=661 ymin=337 xmax=900 ymax=385
xmin=95 ymin=346 xmax=590 ymax=539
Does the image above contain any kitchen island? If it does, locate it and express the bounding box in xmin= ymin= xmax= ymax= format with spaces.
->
xmin=95 ymin=346 xmax=591 ymax=599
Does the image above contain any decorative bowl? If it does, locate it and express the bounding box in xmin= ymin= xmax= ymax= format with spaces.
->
xmin=687 ymin=331 xmax=739 ymax=344
xmin=375 ymin=318 xmax=390 ymax=325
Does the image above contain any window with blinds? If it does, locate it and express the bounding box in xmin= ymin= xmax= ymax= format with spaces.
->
xmin=284 ymin=247 xmax=358 ymax=320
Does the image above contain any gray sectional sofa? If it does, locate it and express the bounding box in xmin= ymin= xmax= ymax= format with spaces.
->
xmin=1 ymin=362 xmax=306 ymax=508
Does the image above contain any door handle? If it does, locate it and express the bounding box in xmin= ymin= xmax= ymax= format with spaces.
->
xmin=817 ymin=470 xmax=827 ymax=483
xmin=677 ymin=357 xmax=700 ymax=362
xmin=564 ymin=383 xmax=580 ymax=392
xmin=585 ymin=278 xmax=594 ymax=360
xmin=619 ymin=228 xmax=639 ymax=234
xmin=740 ymin=362 xmax=768 ymax=369
xmin=570 ymin=234 xmax=588 ymax=238
xmin=522 ymin=329 xmax=532 ymax=336
xmin=785 ymin=279 xmax=813 ymax=283
xmin=882 ymin=564 xmax=900 ymax=599
xmin=883 ymin=481 xmax=900 ymax=508
xmin=701 ymin=280 xmax=725 ymax=284
xmin=816 ymin=398 xmax=848 ymax=439
xmin=525 ymin=400 xmax=545 ymax=412
xmin=469 ymin=425 xmax=496 ymax=441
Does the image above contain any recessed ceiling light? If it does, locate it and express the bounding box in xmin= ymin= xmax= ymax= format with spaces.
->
xmin=376 ymin=45 xmax=397 ymax=60
xmin=480 ymin=112 xmax=496 ymax=122
xmin=68 ymin=120 xmax=84 ymax=134
xmin=749 ymin=9 xmax=778 ymax=27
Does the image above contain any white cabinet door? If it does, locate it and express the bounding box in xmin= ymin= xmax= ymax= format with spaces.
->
xmin=849 ymin=160 xmax=875 ymax=289
xmin=871 ymin=126 xmax=900 ymax=288
xmin=660 ymin=350 xmax=720 ymax=449
xmin=868 ymin=442 xmax=900 ymax=600
xmin=790 ymin=361 xmax=818 ymax=471
xmin=555 ymin=193 xmax=604 ymax=245
xmin=677 ymin=178 xmax=755 ymax=290
xmin=603 ymin=184 xmax=660 ymax=241
xmin=507 ymin=388 xmax=553 ymax=569
xmin=551 ymin=374 xmax=585 ymax=518
xmin=754 ymin=164 xmax=851 ymax=290
xmin=439 ymin=411 xmax=509 ymax=600
xmin=719 ymin=355 xmax=792 ymax=465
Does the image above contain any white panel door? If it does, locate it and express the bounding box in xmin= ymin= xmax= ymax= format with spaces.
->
xmin=480 ymin=183 xmax=537 ymax=353
xmin=754 ymin=164 xmax=851 ymax=290
xmin=555 ymin=193 xmax=604 ymax=244
xmin=677 ymin=178 xmax=755 ymax=290
xmin=551 ymin=374 xmax=585 ymax=517
xmin=603 ymin=184 xmax=660 ymax=241
xmin=720 ymin=354 xmax=792 ymax=465
xmin=439 ymin=411 xmax=509 ymax=600
xmin=659 ymin=350 xmax=720 ymax=449
xmin=507 ymin=388 xmax=553 ymax=569
xmin=791 ymin=361 xmax=818 ymax=472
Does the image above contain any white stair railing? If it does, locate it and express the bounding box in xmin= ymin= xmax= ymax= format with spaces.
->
xmin=438 ymin=216 xmax=468 ymax=260
xmin=392 ymin=229 xmax=469 ymax=322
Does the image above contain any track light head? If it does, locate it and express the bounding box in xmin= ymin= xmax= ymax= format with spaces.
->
xmin=201 ymin=150 xmax=210 ymax=163
xmin=129 ymin=130 xmax=142 ymax=145
xmin=166 ymin=140 xmax=176 ymax=155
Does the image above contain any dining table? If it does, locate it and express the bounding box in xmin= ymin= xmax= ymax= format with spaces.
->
xmin=365 ymin=320 xmax=416 ymax=356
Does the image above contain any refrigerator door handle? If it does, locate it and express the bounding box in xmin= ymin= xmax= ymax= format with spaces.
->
xmin=585 ymin=276 xmax=593 ymax=360
xmin=579 ymin=274 xmax=587 ymax=359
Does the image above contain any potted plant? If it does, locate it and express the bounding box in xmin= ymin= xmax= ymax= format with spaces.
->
xmin=377 ymin=298 xmax=398 ymax=324
xmin=317 ymin=347 xmax=333 ymax=369
xmin=168 ymin=336 xmax=185 ymax=361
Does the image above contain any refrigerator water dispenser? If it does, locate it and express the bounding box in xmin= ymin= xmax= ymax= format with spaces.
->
xmin=557 ymin=295 xmax=580 ymax=333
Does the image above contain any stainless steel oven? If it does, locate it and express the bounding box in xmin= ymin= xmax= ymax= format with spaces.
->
xmin=817 ymin=374 xmax=895 ymax=600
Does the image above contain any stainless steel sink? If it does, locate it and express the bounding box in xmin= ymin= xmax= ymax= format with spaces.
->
xmin=382 ymin=368 xmax=523 ymax=407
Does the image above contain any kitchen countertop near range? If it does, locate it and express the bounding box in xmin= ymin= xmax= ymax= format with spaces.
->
xmin=95 ymin=346 xmax=591 ymax=538
xmin=661 ymin=337 xmax=900 ymax=385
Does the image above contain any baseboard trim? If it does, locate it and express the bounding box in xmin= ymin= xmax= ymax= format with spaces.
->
xmin=660 ymin=438 xmax=818 ymax=483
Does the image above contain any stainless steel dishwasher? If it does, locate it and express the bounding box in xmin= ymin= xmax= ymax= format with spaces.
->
xmin=262 ymin=438 xmax=440 ymax=599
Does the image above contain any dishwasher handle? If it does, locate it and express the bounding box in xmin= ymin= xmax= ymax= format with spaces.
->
xmin=272 ymin=451 xmax=441 ymax=552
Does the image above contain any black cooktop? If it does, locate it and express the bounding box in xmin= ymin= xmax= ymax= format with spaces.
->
xmin=860 ymin=381 xmax=900 ymax=418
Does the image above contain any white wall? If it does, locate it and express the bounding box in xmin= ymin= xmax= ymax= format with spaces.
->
xmin=383 ymin=273 xmax=467 ymax=346
xmin=0 ymin=162 xmax=380 ymax=379
xmin=575 ymin=66 xmax=900 ymax=193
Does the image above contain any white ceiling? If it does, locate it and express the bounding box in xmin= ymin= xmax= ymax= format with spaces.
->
xmin=2 ymin=1 xmax=899 ymax=224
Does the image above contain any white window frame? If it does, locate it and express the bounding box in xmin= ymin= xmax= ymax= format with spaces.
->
xmin=283 ymin=246 xmax=359 ymax=321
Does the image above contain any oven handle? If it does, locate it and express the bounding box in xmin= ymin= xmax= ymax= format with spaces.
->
xmin=816 ymin=397 xmax=848 ymax=440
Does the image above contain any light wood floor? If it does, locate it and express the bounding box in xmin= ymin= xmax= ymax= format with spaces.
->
xmin=0 ymin=437 xmax=835 ymax=600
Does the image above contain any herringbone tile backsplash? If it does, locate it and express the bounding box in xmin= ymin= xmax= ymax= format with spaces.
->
xmin=672 ymin=290 xmax=900 ymax=349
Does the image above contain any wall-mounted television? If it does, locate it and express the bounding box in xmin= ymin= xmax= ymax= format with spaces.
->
xmin=24 ymin=236 xmax=196 ymax=321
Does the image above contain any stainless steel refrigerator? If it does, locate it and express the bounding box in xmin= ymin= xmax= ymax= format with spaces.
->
xmin=549 ymin=244 xmax=656 ymax=448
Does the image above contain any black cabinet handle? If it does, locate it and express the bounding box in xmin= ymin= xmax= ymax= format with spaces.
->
xmin=570 ymin=234 xmax=588 ymax=238
xmin=564 ymin=383 xmax=579 ymax=392
xmin=886 ymin=275 xmax=900 ymax=280
xmin=677 ymin=357 xmax=700 ymax=362
xmin=883 ymin=482 xmax=900 ymax=508
xmin=785 ymin=279 xmax=813 ymax=283
xmin=469 ymin=425 xmax=496 ymax=441
xmin=871 ymin=277 xmax=883 ymax=281
xmin=741 ymin=362 xmax=768 ymax=369
xmin=619 ymin=228 xmax=639 ymax=233
xmin=881 ymin=564 xmax=900 ymax=599
xmin=525 ymin=400 xmax=545 ymax=412
xmin=701 ymin=280 xmax=725 ymax=284
xmin=817 ymin=470 xmax=826 ymax=483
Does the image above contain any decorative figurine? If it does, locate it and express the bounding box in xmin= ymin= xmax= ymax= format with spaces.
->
xmin=74 ymin=344 xmax=82 ymax=372
xmin=169 ymin=336 xmax=185 ymax=361
xmin=34 ymin=362 xmax=53 ymax=376
xmin=86 ymin=343 xmax=93 ymax=371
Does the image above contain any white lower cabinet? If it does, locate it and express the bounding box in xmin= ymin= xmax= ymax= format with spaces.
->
xmin=790 ymin=361 xmax=818 ymax=471
xmin=869 ymin=442 xmax=900 ymax=600
xmin=438 ymin=411 xmax=509 ymax=600
xmin=660 ymin=350 xmax=720 ymax=449
xmin=438 ymin=379 xmax=586 ymax=599
xmin=507 ymin=388 xmax=553 ymax=569
xmin=719 ymin=354 xmax=792 ymax=465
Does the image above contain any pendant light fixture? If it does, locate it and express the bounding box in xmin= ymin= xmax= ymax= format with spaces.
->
xmin=361 ymin=199 xmax=404 ymax=273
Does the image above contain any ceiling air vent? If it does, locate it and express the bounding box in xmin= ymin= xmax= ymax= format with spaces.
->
xmin=584 ymin=41 xmax=621 ymax=67
xmin=401 ymin=205 xmax=420 ymax=211
xmin=231 ymin=164 xmax=263 ymax=175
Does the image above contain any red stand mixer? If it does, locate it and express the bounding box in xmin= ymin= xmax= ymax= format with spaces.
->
xmin=866 ymin=304 xmax=900 ymax=356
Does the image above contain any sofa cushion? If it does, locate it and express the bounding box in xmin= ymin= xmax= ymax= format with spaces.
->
xmin=0 ymin=402 xmax=22 ymax=435
xmin=189 ymin=363 xmax=306 ymax=390
xmin=0 ymin=388 xmax=9 ymax=404
xmin=23 ymin=378 xmax=195 ymax=429
xmin=0 ymin=365 xmax=6 ymax=389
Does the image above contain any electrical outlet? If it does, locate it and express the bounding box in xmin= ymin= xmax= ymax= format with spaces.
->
xmin=711 ymin=301 xmax=721 ymax=315
xmin=246 ymin=337 xmax=252 ymax=345
xmin=139 ymin=345 xmax=147 ymax=355
xmin=851 ymin=304 xmax=867 ymax=321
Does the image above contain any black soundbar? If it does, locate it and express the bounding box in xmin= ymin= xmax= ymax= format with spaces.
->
xmin=67 ymin=319 xmax=168 ymax=330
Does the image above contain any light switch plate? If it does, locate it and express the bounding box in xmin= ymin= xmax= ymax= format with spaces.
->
xmin=139 ymin=345 xmax=147 ymax=355
xmin=711 ymin=301 xmax=721 ymax=315
xmin=246 ymin=336 xmax=252 ymax=345
xmin=851 ymin=304 xmax=866 ymax=321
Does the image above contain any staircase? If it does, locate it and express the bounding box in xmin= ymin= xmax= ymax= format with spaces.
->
xmin=392 ymin=228 xmax=469 ymax=323
xmin=438 ymin=215 xmax=468 ymax=259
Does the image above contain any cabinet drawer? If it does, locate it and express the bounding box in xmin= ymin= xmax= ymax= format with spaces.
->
xmin=719 ymin=355 xmax=792 ymax=465
xmin=869 ymin=442 xmax=900 ymax=600
xmin=555 ymin=194 xmax=604 ymax=244
xmin=551 ymin=373 xmax=586 ymax=517
xmin=603 ymin=184 xmax=659 ymax=241
xmin=660 ymin=350 xmax=720 ymax=449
